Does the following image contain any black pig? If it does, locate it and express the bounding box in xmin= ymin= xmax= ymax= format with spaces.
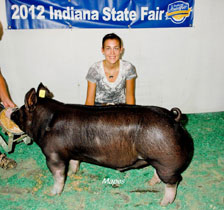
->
xmin=10 ymin=83 xmax=193 ymax=206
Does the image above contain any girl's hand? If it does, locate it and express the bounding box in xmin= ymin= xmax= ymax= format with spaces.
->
xmin=1 ymin=97 xmax=17 ymax=108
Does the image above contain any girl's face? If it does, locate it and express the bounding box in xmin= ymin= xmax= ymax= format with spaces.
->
xmin=102 ymin=39 xmax=123 ymax=65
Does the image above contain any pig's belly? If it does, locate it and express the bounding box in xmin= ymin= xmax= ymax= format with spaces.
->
xmin=79 ymin=152 xmax=147 ymax=169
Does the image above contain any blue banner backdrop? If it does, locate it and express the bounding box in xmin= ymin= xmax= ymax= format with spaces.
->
xmin=5 ymin=0 xmax=195 ymax=29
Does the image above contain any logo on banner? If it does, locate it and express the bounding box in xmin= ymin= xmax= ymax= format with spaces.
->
xmin=166 ymin=1 xmax=192 ymax=24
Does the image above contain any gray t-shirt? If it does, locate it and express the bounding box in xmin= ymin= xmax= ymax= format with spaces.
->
xmin=86 ymin=60 xmax=137 ymax=104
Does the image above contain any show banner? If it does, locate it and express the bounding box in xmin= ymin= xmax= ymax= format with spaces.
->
xmin=5 ymin=0 xmax=195 ymax=29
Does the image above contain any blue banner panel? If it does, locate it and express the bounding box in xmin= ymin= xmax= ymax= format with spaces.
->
xmin=5 ymin=0 xmax=195 ymax=29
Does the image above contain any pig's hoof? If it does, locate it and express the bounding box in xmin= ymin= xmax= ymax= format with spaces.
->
xmin=149 ymin=176 xmax=161 ymax=186
xmin=49 ymin=191 xmax=57 ymax=196
xmin=160 ymin=197 xmax=174 ymax=206
xmin=49 ymin=191 xmax=61 ymax=196
xmin=50 ymin=188 xmax=62 ymax=196
xmin=160 ymin=183 xmax=177 ymax=206
xmin=149 ymin=170 xmax=161 ymax=186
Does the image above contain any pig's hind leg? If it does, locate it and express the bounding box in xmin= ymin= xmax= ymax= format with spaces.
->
xmin=149 ymin=170 xmax=161 ymax=186
xmin=148 ymin=169 xmax=177 ymax=206
xmin=156 ymin=168 xmax=181 ymax=206
xmin=68 ymin=160 xmax=80 ymax=175
xmin=161 ymin=183 xmax=177 ymax=206
xmin=46 ymin=152 xmax=66 ymax=195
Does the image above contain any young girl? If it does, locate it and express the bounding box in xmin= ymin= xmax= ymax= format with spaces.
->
xmin=85 ymin=33 xmax=137 ymax=105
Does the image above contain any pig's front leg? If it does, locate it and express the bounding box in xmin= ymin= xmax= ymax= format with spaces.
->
xmin=68 ymin=160 xmax=80 ymax=175
xmin=46 ymin=153 xmax=66 ymax=195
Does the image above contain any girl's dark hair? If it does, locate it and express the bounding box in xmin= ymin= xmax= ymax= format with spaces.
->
xmin=102 ymin=33 xmax=122 ymax=48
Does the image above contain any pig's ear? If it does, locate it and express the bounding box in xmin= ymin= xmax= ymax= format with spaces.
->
xmin=25 ymin=88 xmax=37 ymax=112
xmin=37 ymin=82 xmax=54 ymax=99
